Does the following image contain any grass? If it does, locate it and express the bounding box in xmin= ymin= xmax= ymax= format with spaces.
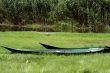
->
xmin=0 ymin=32 xmax=110 ymax=73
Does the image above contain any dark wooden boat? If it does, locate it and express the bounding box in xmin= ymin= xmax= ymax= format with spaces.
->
xmin=40 ymin=43 xmax=100 ymax=50
xmin=1 ymin=46 xmax=110 ymax=54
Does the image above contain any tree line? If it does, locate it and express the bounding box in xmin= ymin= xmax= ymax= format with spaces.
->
xmin=0 ymin=0 xmax=110 ymax=32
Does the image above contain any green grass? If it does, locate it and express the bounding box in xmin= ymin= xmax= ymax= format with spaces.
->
xmin=0 ymin=32 xmax=110 ymax=73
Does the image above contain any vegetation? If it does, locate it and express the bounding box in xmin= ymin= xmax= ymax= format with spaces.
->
xmin=0 ymin=32 xmax=110 ymax=73
xmin=0 ymin=0 xmax=110 ymax=32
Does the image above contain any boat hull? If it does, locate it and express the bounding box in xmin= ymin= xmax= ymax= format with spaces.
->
xmin=1 ymin=46 xmax=110 ymax=54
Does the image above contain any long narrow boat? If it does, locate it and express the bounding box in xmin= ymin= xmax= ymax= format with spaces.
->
xmin=1 ymin=46 xmax=110 ymax=54
xmin=40 ymin=43 xmax=95 ymax=49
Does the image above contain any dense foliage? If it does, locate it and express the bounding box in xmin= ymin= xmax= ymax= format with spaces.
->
xmin=0 ymin=0 xmax=110 ymax=32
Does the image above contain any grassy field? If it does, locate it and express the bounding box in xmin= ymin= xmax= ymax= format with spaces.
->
xmin=0 ymin=32 xmax=110 ymax=73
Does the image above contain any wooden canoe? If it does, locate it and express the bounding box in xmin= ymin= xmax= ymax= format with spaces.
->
xmin=1 ymin=46 xmax=110 ymax=54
